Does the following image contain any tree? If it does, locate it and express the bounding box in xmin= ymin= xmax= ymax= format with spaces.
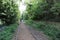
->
xmin=0 ymin=0 xmax=20 ymax=25
xmin=24 ymin=0 xmax=60 ymax=22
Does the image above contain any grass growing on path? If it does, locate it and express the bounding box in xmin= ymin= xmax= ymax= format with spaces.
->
xmin=0 ymin=24 xmax=18 ymax=40
xmin=25 ymin=20 xmax=60 ymax=40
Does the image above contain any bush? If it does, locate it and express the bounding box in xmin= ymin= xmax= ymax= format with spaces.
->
xmin=0 ymin=0 xmax=19 ymax=25
xmin=26 ymin=21 xmax=60 ymax=40
xmin=0 ymin=24 xmax=18 ymax=40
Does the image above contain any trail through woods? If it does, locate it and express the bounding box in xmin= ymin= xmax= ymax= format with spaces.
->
xmin=12 ymin=21 xmax=49 ymax=40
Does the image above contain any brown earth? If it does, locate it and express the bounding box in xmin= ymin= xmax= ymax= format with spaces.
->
xmin=12 ymin=22 xmax=35 ymax=40
xmin=12 ymin=21 xmax=49 ymax=40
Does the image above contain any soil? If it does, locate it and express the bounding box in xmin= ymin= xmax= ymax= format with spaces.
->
xmin=12 ymin=21 xmax=49 ymax=40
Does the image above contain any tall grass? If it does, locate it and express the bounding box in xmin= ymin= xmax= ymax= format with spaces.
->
xmin=0 ymin=24 xmax=18 ymax=40
xmin=25 ymin=20 xmax=60 ymax=40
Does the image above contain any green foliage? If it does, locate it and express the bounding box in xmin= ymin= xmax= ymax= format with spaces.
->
xmin=24 ymin=0 xmax=60 ymax=40
xmin=0 ymin=0 xmax=20 ymax=25
xmin=0 ymin=0 xmax=19 ymax=40
xmin=24 ymin=0 xmax=60 ymax=22
xmin=0 ymin=23 xmax=18 ymax=40
xmin=26 ymin=20 xmax=60 ymax=40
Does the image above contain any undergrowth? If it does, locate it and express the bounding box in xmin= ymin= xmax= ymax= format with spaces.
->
xmin=25 ymin=20 xmax=60 ymax=40
xmin=0 ymin=24 xmax=18 ymax=40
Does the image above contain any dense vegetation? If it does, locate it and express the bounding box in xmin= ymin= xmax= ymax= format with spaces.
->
xmin=25 ymin=20 xmax=60 ymax=40
xmin=0 ymin=0 xmax=20 ymax=25
xmin=0 ymin=0 xmax=20 ymax=40
xmin=24 ymin=0 xmax=60 ymax=40
xmin=0 ymin=0 xmax=60 ymax=40
xmin=0 ymin=24 xmax=18 ymax=40
xmin=24 ymin=0 xmax=60 ymax=22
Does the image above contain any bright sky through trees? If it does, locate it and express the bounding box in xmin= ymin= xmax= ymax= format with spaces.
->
xmin=17 ymin=0 xmax=31 ymax=15
xmin=18 ymin=0 xmax=26 ymax=14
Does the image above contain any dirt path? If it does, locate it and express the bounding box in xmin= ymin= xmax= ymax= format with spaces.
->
xmin=12 ymin=22 xmax=35 ymax=40
xmin=12 ymin=21 xmax=49 ymax=40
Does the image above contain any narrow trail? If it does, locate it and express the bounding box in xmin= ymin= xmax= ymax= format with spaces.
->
xmin=12 ymin=22 xmax=35 ymax=40
xmin=12 ymin=21 xmax=49 ymax=40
